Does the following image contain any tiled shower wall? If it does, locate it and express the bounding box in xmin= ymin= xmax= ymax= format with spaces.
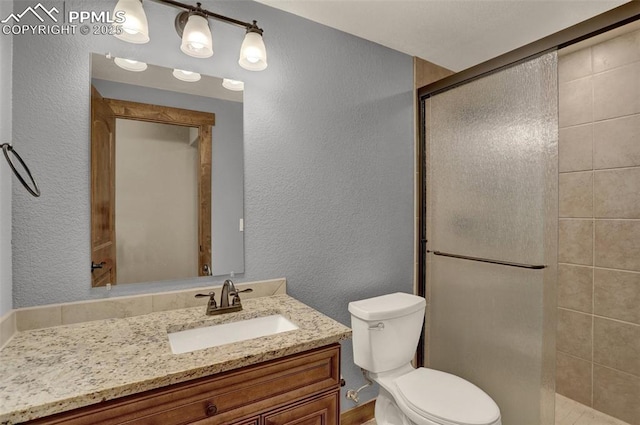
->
xmin=557 ymin=29 xmax=640 ymax=425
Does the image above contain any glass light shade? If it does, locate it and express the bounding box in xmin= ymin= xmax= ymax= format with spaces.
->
xmin=113 ymin=0 xmax=149 ymax=44
xmin=239 ymin=31 xmax=267 ymax=71
xmin=114 ymin=57 xmax=148 ymax=72
xmin=222 ymin=78 xmax=244 ymax=91
xmin=181 ymin=14 xmax=213 ymax=58
xmin=173 ymin=69 xmax=202 ymax=82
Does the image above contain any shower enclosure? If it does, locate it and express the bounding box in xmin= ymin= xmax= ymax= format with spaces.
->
xmin=421 ymin=53 xmax=558 ymax=425
xmin=418 ymin=5 xmax=640 ymax=424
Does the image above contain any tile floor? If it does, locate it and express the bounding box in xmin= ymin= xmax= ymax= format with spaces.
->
xmin=360 ymin=394 xmax=630 ymax=425
xmin=555 ymin=394 xmax=630 ymax=425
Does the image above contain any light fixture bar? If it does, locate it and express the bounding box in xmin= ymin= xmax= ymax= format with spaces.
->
xmin=115 ymin=0 xmax=268 ymax=70
xmin=152 ymin=0 xmax=263 ymax=34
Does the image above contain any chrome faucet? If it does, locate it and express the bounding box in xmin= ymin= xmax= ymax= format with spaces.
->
xmin=220 ymin=279 xmax=235 ymax=308
xmin=195 ymin=280 xmax=253 ymax=316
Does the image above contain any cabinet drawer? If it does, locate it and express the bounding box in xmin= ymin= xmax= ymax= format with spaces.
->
xmin=263 ymin=391 xmax=339 ymax=425
xmin=29 ymin=345 xmax=340 ymax=425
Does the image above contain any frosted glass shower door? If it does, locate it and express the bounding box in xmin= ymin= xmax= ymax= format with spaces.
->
xmin=425 ymin=53 xmax=557 ymax=425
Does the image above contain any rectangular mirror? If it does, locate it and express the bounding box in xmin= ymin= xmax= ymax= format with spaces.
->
xmin=90 ymin=53 xmax=244 ymax=287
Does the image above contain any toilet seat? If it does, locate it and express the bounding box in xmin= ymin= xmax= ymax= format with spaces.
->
xmin=394 ymin=368 xmax=500 ymax=425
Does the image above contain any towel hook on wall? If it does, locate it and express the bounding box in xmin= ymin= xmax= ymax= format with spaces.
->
xmin=1 ymin=143 xmax=41 ymax=197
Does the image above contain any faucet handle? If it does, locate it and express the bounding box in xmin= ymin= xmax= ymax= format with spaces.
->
xmin=195 ymin=292 xmax=217 ymax=310
xmin=230 ymin=288 xmax=253 ymax=306
xmin=195 ymin=291 xmax=216 ymax=304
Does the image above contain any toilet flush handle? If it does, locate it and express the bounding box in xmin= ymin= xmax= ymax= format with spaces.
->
xmin=368 ymin=322 xmax=385 ymax=331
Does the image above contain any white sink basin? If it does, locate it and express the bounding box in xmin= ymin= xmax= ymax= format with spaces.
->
xmin=168 ymin=314 xmax=299 ymax=354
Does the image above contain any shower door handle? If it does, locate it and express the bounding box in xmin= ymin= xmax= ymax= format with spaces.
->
xmin=428 ymin=250 xmax=546 ymax=269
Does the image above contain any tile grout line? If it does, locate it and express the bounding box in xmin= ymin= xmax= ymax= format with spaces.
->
xmin=557 ymin=307 xmax=640 ymax=327
xmin=557 ymin=347 xmax=640 ymax=381
xmin=559 ymin=110 xmax=640 ymax=130
xmin=590 ymin=53 xmax=595 ymax=408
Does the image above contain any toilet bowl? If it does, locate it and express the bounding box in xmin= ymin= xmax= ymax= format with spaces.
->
xmin=349 ymin=293 xmax=501 ymax=425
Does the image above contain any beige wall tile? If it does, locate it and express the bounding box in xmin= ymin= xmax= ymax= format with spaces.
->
xmin=559 ymin=219 xmax=594 ymax=266
xmin=151 ymin=289 xmax=208 ymax=312
xmin=558 ymin=264 xmax=593 ymax=313
xmin=557 ymin=308 xmax=593 ymax=361
xmin=273 ymin=279 xmax=287 ymax=295
xmin=15 ymin=305 xmax=62 ymax=331
xmin=595 ymin=268 xmax=640 ymax=325
xmin=237 ymin=279 xmax=287 ymax=299
xmin=593 ymin=365 xmax=640 ymax=425
xmin=560 ymin=48 xmax=593 ymax=83
xmin=556 ymin=351 xmax=593 ymax=406
xmin=560 ymin=124 xmax=593 ymax=173
xmin=0 ymin=311 xmax=16 ymax=349
xmin=594 ymin=168 xmax=640 ymax=219
xmin=62 ymin=296 xmax=153 ymax=325
xmin=593 ymin=62 xmax=640 ymax=122
xmin=594 ymin=318 xmax=640 ymax=377
xmin=592 ymin=29 xmax=640 ymax=73
xmin=560 ymin=77 xmax=593 ymax=128
xmin=2 ymin=279 xmax=289 ymax=330
xmin=594 ymin=114 xmax=640 ymax=170
xmin=152 ymin=278 xmax=287 ymax=312
xmin=595 ymin=221 xmax=640 ymax=272
xmin=559 ymin=30 xmax=640 ymax=425
xmin=560 ymin=172 xmax=593 ymax=218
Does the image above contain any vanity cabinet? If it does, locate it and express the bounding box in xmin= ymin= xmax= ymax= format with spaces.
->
xmin=27 ymin=345 xmax=340 ymax=425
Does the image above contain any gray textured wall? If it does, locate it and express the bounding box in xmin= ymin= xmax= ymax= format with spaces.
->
xmin=11 ymin=0 xmax=414 ymax=404
xmin=91 ymin=79 xmax=245 ymax=276
xmin=0 ymin=0 xmax=13 ymax=317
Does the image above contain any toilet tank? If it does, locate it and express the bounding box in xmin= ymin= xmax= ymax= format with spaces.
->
xmin=348 ymin=293 xmax=426 ymax=373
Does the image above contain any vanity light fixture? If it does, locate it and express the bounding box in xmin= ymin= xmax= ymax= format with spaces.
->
xmin=113 ymin=0 xmax=268 ymax=71
xmin=222 ymin=78 xmax=244 ymax=91
xmin=114 ymin=57 xmax=148 ymax=72
xmin=173 ymin=69 xmax=202 ymax=82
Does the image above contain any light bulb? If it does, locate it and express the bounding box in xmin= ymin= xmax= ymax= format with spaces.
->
xmin=180 ymin=14 xmax=213 ymax=58
xmin=239 ymin=30 xmax=267 ymax=71
xmin=222 ymin=78 xmax=244 ymax=91
xmin=173 ymin=69 xmax=202 ymax=82
xmin=114 ymin=57 xmax=147 ymax=72
xmin=113 ymin=0 xmax=149 ymax=44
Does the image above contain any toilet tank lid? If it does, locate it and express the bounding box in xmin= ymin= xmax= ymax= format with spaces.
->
xmin=348 ymin=292 xmax=425 ymax=321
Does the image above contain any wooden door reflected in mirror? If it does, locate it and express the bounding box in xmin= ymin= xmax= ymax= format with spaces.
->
xmin=90 ymin=86 xmax=214 ymax=287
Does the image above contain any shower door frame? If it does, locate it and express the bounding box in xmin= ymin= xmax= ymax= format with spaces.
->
xmin=416 ymin=1 xmax=640 ymax=368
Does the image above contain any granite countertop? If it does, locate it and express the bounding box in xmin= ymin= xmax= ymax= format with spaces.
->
xmin=0 ymin=294 xmax=352 ymax=424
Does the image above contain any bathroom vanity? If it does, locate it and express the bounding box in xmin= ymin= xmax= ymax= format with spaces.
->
xmin=0 ymin=295 xmax=351 ymax=425
xmin=27 ymin=345 xmax=340 ymax=425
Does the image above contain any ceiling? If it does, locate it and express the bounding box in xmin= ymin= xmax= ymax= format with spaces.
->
xmin=255 ymin=0 xmax=630 ymax=72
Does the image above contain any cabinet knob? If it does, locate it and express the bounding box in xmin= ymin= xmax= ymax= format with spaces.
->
xmin=205 ymin=403 xmax=217 ymax=417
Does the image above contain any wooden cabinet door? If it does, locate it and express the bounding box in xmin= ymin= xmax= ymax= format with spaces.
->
xmin=263 ymin=392 xmax=338 ymax=425
xmin=90 ymin=86 xmax=116 ymax=287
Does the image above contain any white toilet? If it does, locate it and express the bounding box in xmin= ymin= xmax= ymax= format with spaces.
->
xmin=349 ymin=292 xmax=501 ymax=425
